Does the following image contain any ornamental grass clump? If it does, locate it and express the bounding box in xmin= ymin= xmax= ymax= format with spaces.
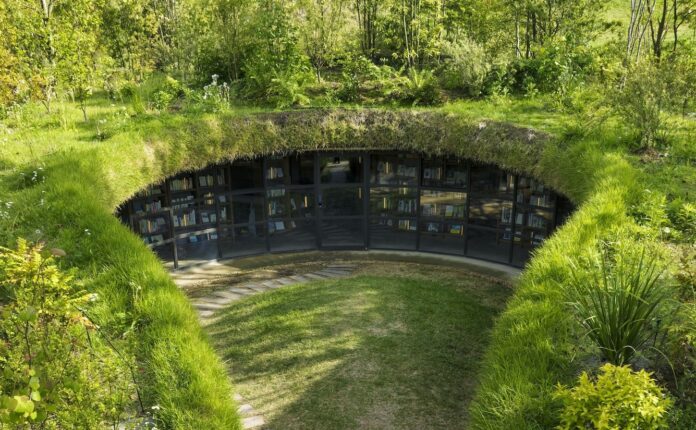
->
xmin=567 ymin=245 xmax=671 ymax=366
xmin=555 ymin=363 xmax=671 ymax=430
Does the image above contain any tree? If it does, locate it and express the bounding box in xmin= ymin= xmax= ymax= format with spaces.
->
xmin=298 ymin=0 xmax=350 ymax=80
xmin=354 ymin=0 xmax=381 ymax=60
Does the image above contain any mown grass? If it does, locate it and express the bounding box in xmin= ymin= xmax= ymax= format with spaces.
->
xmin=207 ymin=263 xmax=511 ymax=429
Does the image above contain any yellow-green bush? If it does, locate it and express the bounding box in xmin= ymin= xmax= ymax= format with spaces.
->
xmin=555 ymin=364 xmax=671 ymax=430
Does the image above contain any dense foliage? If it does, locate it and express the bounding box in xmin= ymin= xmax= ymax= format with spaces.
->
xmin=0 ymin=240 xmax=134 ymax=427
xmin=555 ymin=363 xmax=672 ymax=430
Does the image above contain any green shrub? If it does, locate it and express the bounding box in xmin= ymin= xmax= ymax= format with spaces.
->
xmin=567 ymin=244 xmax=671 ymax=365
xmin=555 ymin=363 xmax=671 ymax=430
xmin=401 ymin=69 xmax=443 ymax=106
xmin=0 ymin=240 xmax=134 ymax=427
xmin=152 ymin=76 xmax=185 ymax=111
xmin=667 ymin=201 xmax=696 ymax=243
xmin=337 ymin=55 xmax=380 ymax=102
xmin=438 ymin=38 xmax=490 ymax=97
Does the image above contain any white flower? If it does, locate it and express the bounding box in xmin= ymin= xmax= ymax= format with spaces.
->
xmin=35 ymin=229 xmax=41 ymax=235
xmin=84 ymin=229 xmax=91 ymax=236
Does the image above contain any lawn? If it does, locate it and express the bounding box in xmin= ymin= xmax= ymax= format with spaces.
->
xmin=206 ymin=262 xmax=512 ymax=429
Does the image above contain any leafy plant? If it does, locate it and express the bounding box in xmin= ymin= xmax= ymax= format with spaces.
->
xmin=567 ymin=245 xmax=671 ymax=365
xmin=0 ymin=239 xmax=134 ymax=427
xmin=438 ymin=38 xmax=490 ymax=97
xmin=555 ymin=363 xmax=672 ymax=430
xmin=401 ymin=69 xmax=443 ymax=106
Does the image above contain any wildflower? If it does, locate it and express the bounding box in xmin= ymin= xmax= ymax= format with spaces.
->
xmin=84 ymin=229 xmax=91 ymax=236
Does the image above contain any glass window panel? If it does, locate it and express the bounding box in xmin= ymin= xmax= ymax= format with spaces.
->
xmin=516 ymin=176 xmax=556 ymax=208
xmin=465 ymin=228 xmax=510 ymax=263
xmin=267 ymin=154 xmax=314 ymax=186
xmin=232 ymin=193 xmax=265 ymax=224
xmin=230 ymin=159 xmax=263 ymax=189
xmin=267 ymin=189 xmax=315 ymax=218
xmin=422 ymin=157 xmax=445 ymax=187
xmin=321 ymin=219 xmax=364 ymax=248
xmin=369 ymin=187 xmax=417 ymax=217
xmin=470 ymin=164 xmax=514 ymax=196
xmin=418 ymin=221 xmax=465 ymax=255
xmin=320 ymin=154 xmax=363 ymax=184
xmin=369 ymin=217 xmax=417 ymax=250
xmin=219 ymin=224 xmax=267 ymax=258
xmin=197 ymin=166 xmax=227 ymax=189
xmin=443 ymin=158 xmax=468 ymax=188
xmin=151 ymin=242 xmax=174 ymax=261
xmin=320 ymin=187 xmax=364 ymax=216
xmin=269 ymin=219 xmax=317 ymax=252
xmin=468 ymin=197 xmax=513 ymax=228
xmin=176 ymin=232 xmax=220 ymax=263
xmin=420 ymin=190 xmax=467 ymax=219
xmin=131 ymin=196 xmax=166 ymax=216
xmin=370 ymin=153 xmax=418 ymax=185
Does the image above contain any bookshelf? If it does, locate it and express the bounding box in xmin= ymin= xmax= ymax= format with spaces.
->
xmin=117 ymin=153 xmax=571 ymax=268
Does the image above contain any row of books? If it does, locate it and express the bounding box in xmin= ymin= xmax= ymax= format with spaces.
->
xmin=173 ymin=210 xmax=196 ymax=228
xmin=170 ymin=176 xmax=195 ymax=191
xmin=267 ymin=220 xmax=298 ymax=233
xmin=139 ymin=217 xmax=167 ymax=234
xmin=374 ymin=218 xmax=417 ymax=231
xmin=267 ymin=167 xmax=285 ymax=180
xmin=373 ymin=198 xmax=417 ymax=213
xmin=423 ymin=167 xmax=468 ymax=186
xmin=425 ymin=222 xmax=463 ymax=235
xmin=421 ymin=203 xmax=466 ymax=218
xmin=198 ymin=173 xmax=225 ymax=188
xmin=133 ymin=199 xmax=164 ymax=214
xmin=171 ymin=194 xmax=195 ymax=209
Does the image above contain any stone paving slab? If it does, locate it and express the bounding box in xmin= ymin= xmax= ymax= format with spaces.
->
xmin=242 ymin=415 xmax=265 ymax=429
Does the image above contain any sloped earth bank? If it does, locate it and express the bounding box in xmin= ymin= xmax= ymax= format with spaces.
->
xmin=187 ymin=258 xmax=512 ymax=429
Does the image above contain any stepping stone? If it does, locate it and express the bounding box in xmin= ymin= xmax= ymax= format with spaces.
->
xmin=238 ymin=404 xmax=254 ymax=415
xmin=263 ymin=280 xmax=285 ymax=289
xmin=212 ymin=290 xmax=243 ymax=301
xmin=314 ymin=270 xmax=341 ymax=278
xmin=198 ymin=310 xmax=216 ymax=319
xmin=195 ymin=301 xmax=228 ymax=311
xmin=304 ymin=273 xmax=328 ymax=280
xmin=320 ymin=269 xmax=351 ymax=276
xmin=246 ymin=283 xmax=272 ymax=292
xmin=227 ymin=287 xmax=255 ymax=295
xmin=242 ymin=416 xmax=265 ymax=429
xmin=289 ymin=275 xmax=310 ymax=283
xmin=275 ymin=277 xmax=295 ymax=285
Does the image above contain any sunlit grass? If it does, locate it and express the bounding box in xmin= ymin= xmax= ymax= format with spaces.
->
xmin=208 ymin=264 xmax=511 ymax=429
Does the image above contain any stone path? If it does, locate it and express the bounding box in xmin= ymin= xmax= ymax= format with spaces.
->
xmin=185 ymin=263 xmax=356 ymax=429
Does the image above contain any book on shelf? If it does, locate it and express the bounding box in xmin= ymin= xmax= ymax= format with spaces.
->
xmin=527 ymin=213 xmax=546 ymax=229
xmin=198 ymin=174 xmax=215 ymax=188
xmin=422 ymin=204 xmax=435 ymax=216
xmin=268 ymin=188 xmax=285 ymax=198
xmin=427 ymin=222 xmax=440 ymax=233
xmin=275 ymin=221 xmax=285 ymax=231
xmin=267 ymin=167 xmax=284 ymax=180
xmin=529 ymin=194 xmax=548 ymax=207
xmin=170 ymin=177 xmax=194 ymax=191
xmin=516 ymin=213 xmax=524 ymax=225
xmin=445 ymin=205 xmax=454 ymax=217
xmin=139 ymin=217 xmax=166 ymax=234
xmin=449 ymin=224 xmax=463 ymax=235
xmin=188 ymin=235 xmax=198 ymax=243
xmin=501 ymin=206 xmax=512 ymax=224
xmin=173 ymin=210 xmax=196 ymax=228
xmin=398 ymin=219 xmax=415 ymax=231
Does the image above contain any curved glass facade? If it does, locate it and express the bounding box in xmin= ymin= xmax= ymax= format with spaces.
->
xmin=117 ymin=151 xmax=573 ymax=268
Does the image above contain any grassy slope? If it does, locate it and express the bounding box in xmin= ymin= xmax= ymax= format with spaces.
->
xmin=1 ymin=95 xmax=693 ymax=428
xmin=207 ymin=263 xmax=511 ymax=429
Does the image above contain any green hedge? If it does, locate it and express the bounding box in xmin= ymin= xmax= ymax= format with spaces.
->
xmin=0 ymin=108 xmax=642 ymax=428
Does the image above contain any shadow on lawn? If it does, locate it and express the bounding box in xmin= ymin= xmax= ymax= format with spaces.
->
xmin=207 ymin=274 xmax=510 ymax=430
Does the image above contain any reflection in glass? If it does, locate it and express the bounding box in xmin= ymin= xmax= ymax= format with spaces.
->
xmin=320 ymin=154 xmax=363 ymax=183
xmin=420 ymin=191 xmax=467 ymax=219
xmin=231 ymin=159 xmax=263 ymax=189
xmin=321 ymin=187 xmax=363 ymax=216
xmin=321 ymin=219 xmax=364 ymax=247
xmin=418 ymin=220 xmax=465 ymax=255
xmin=269 ymin=219 xmax=316 ymax=252
xmin=232 ymin=193 xmax=265 ymax=224
xmin=370 ymin=187 xmax=417 ymax=216
xmin=219 ymin=224 xmax=267 ymax=258
xmin=516 ymin=176 xmax=555 ymax=208
xmin=466 ymin=228 xmax=510 ymax=263
xmin=370 ymin=153 xmax=418 ymax=185
xmin=267 ymin=154 xmax=314 ymax=186
xmin=267 ymin=189 xmax=315 ymax=218
xmin=370 ymin=217 xmax=417 ymax=250
xmin=470 ymin=164 xmax=514 ymax=195
xmin=468 ymin=197 xmax=513 ymax=228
